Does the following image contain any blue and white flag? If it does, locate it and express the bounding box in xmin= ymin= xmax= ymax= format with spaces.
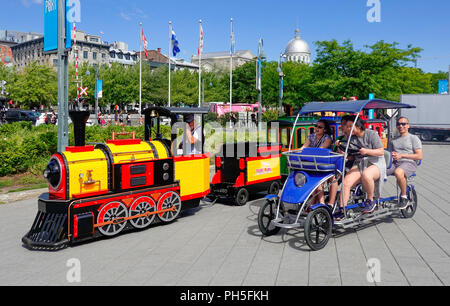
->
xmin=171 ymin=30 xmax=180 ymax=57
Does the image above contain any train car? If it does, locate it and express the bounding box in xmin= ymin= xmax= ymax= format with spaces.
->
xmin=269 ymin=116 xmax=341 ymax=177
xmin=209 ymin=142 xmax=281 ymax=205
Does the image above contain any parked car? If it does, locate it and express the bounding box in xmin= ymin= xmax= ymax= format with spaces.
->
xmin=4 ymin=109 xmax=39 ymax=125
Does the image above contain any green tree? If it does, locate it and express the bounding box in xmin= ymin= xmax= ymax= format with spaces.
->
xmin=310 ymin=39 xmax=430 ymax=101
xmin=232 ymin=60 xmax=258 ymax=103
xmin=0 ymin=63 xmax=17 ymax=103
xmin=9 ymin=61 xmax=57 ymax=108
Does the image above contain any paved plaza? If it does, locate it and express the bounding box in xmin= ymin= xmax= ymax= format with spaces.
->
xmin=0 ymin=144 xmax=449 ymax=286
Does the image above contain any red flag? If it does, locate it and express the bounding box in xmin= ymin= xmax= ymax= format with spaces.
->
xmin=197 ymin=23 xmax=203 ymax=55
xmin=142 ymin=28 xmax=148 ymax=58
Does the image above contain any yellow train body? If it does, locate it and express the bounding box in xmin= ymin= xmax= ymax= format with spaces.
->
xmin=62 ymin=148 xmax=109 ymax=200
xmin=174 ymin=154 xmax=210 ymax=201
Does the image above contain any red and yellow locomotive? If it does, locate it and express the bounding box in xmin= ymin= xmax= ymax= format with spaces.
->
xmin=22 ymin=107 xmax=210 ymax=250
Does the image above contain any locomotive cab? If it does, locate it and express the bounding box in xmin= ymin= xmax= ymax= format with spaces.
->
xmin=143 ymin=107 xmax=211 ymax=209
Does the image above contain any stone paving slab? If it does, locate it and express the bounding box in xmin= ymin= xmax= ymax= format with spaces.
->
xmin=0 ymin=145 xmax=449 ymax=286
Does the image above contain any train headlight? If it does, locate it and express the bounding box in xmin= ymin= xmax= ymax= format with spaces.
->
xmin=294 ymin=172 xmax=307 ymax=187
xmin=163 ymin=163 xmax=170 ymax=171
xmin=44 ymin=157 xmax=62 ymax=189
xmin=163 ymin=173 xmax=169 ymax=181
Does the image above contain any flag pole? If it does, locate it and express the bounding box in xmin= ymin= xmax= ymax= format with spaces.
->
xmin=229 ymin=17 xmax=233 ymax=127
xmin=168 ymin=21 xmax=172 ymax=107
xmin=198 ymin=19 xmax=202 ymax=108
xmin=139 ymin=22 xmax=142 ymax=116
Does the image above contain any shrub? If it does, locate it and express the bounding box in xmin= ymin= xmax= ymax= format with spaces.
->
xmin=0 ymin=122 xmax=171 ymax=177
xmin=261 ymin=109 xmax=279 ymax=122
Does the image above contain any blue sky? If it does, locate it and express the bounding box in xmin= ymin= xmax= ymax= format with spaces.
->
xmin=1 ymin=0 xmax=449 ymax=73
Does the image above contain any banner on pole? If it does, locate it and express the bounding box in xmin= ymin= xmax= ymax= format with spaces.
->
xmin=95 ymin=80 xmax=103 ymax=98
xmin=44 ymin=0 xmax=73 ymax=52
xmin=44 ymin=0 xmax=58 ymax=51
xmin=368 ymin=93 xmax=374 ymax=119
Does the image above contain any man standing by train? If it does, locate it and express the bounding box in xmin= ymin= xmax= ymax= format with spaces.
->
xmin=387 ymin=117 xmax=423 ymax=209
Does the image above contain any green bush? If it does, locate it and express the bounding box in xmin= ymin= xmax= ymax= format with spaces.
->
xmin=261 ymin=109 xmax=280 ymax=122
xmin=0 ymin=122 xmax=171 ymax=177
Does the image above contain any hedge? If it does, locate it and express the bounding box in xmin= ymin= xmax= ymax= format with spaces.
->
xmin=0 ymin=122 xmax=171 ymax=177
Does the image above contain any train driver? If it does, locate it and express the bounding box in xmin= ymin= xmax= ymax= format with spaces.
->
xmin=181 ymin=114 xmax=202 ymax=155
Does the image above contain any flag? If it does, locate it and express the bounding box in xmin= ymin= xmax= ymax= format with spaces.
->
xmin=230 ymin=21 xmax=235 ymax=55
xmin=171 ymin=30 xmax=180 ymax=56
xmin=198 ymin=23 xmax=203 ymax=55
xmin=142 ymin=28 xmax=148 ymax=58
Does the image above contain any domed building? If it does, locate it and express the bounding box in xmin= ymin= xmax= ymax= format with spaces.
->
xmin=284 ymin=28 xmax=310 ymax=64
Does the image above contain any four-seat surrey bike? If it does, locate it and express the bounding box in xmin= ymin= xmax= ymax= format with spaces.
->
xmin=257 ymin=99 xmax=420 ymax=251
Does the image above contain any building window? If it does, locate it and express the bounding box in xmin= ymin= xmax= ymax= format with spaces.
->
xmin=117 ymin=53 xmax=123 ymax=59
xmin=110 ymin=52 xmax=115 ymax=58
xmin=102 ymin=53 xmax=106 ymax=59
xmin=93 ymin=52 xmax=97 ymax=60
xmin=125 ymin=54 xmax=130 ymax=60
xmin=83 ymin=51 xmax=88 ymax=59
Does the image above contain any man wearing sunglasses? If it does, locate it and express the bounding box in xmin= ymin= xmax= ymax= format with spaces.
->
xmin=387 ymin=117 xmax=423 ymax=209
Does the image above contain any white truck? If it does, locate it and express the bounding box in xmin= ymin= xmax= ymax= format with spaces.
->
xmin=400 ymin=94 xmax=450 ymax=141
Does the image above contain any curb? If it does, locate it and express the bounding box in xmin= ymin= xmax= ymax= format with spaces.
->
xmin=0 ymin=188 xmax=47 ymax=204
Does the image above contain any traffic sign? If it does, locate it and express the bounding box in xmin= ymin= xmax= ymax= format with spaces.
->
xmin=80 ymin=86 xmax=88 ymax=96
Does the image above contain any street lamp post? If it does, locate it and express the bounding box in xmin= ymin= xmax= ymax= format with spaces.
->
xmin=257 ymin=38 xmax=266 ymax=125
xmin=94 ymin=64 xmax=99 ymax=124
xmin=56 ymin=0 xmax=69 ymax=151
xmin=277 ymin=53 xmax=286 ymax=115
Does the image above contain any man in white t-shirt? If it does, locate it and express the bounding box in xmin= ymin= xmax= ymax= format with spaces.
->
xmin=387 ymin=117 xmax=423 ymax=209
xmin=183 ymin=114 xmax=202 ymax=155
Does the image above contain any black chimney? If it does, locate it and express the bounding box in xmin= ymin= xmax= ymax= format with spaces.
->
xmin=69 ymin=111 xmax=90 ymax=147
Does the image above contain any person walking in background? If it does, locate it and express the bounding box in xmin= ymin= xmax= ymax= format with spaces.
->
xmin=126 ymin=113 xmax=131 ymax=126
xmin=50 ymin=111 xmax=57 ymax=125
xmin=119 ymin=111 xmax=124 ymax=126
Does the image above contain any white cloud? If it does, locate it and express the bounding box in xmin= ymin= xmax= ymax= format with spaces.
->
xmin=21 ymin=0 xmax=43 ymax=7
xmin=119 ymin=5 xmax=148 ymax=22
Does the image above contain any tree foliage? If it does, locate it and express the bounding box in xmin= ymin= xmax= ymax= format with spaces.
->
xmin=2 ymin=39 xmax=444 ymax=111
xmin=8 ymin=62 xmax=57 ymax=108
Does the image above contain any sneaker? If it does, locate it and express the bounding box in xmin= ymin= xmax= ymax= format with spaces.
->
xmin=398 ymin=197 xmax=409 ymax=210
xmin=333 ymin=209 xmax=345 ymax=220
xmin=362 ymin=199 xmax=377 ymax=214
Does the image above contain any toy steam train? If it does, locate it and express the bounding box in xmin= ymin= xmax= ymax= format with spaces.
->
xmin=22 ymin=107 xmax=281 ymax=250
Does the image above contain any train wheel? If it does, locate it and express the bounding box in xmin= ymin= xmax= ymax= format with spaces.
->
xmin=235 ymin=188 xmax=249 ymax=206
xmin=304 ymin=207 xmax=332 ymax=251
xmin=258 ymin=199 xmax=281 ymax=236
xmin=97 ymin=201 xmax=129 ymax=236
xmin=268 ymin=181 xmax=280 ymax=195
xmin=157 ymin=191 xmax=182 ymax=223
xmin=129 ymin=196 xmax=156 ymax=229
